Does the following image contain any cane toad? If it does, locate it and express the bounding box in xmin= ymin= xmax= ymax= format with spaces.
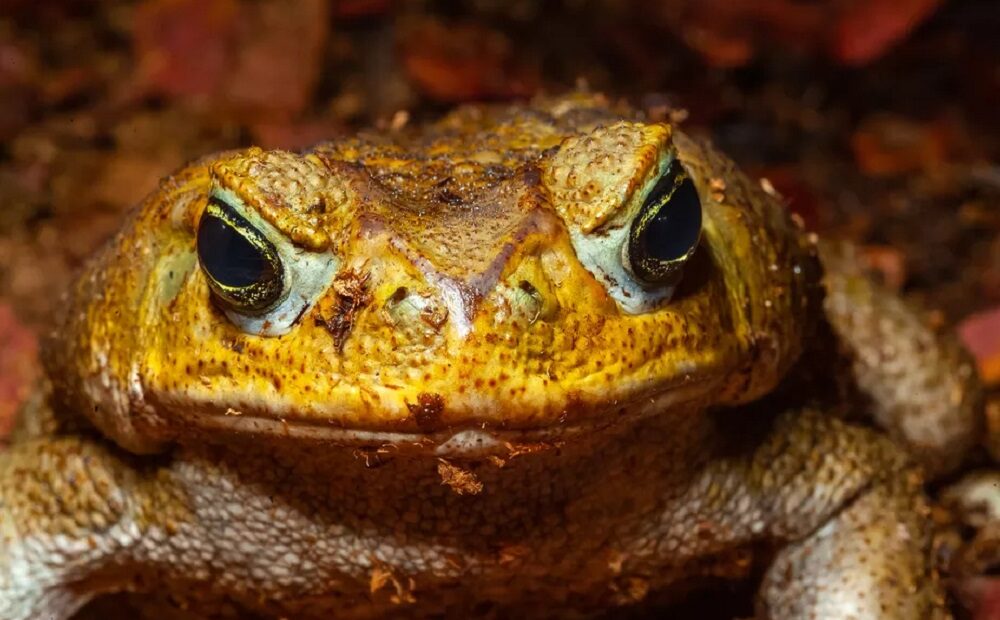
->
xmin=0 ymin=94 xmax=985 ymax=619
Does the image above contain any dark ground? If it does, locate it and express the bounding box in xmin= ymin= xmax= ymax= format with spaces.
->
xmin=1 ymin=0 xmax=999 ymax=617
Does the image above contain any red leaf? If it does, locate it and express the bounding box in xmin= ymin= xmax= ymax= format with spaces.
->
xmin=832 ymin=0 xmax=943 ymax=66
xmin=959 ymin=306 xmax=1000 ymax=386
xmin=399 ymin=19 xmax=538 ymax=102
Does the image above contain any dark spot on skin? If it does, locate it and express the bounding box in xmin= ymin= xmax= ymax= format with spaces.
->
xmin=389 ymin=286 xmax=408 ymax=304
xmin=315 ymin=268 xmax=372 ymax=351
xmin=436 ymin=188 xmax=465 ymax=206
xmin=408 ymin=393 xmax=445 ymax=431
xmin=353 ymin=447 xmax=393 ymax=469
xmin=307 ymin=197 xmax=326 ymax=214
xmin=222 ymin=338 xmax=246 ymax=354
xmin=521 ymin=166 xmax=542 ymax=186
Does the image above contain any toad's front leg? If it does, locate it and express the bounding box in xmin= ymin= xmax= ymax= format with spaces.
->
xmin=697 ymin=409 xmax=947 ymax=619
xmin=758 ymin=474 xmax=944 ymax=619
xmin=0 ymin=436 xmax=182 ymax=620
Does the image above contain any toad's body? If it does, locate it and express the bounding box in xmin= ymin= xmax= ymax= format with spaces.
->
xmin=0 ymin=95 xmax=984 ymax=618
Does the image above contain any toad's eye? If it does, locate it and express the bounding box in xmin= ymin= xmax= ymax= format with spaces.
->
xmin=623 ymin=160 xmax=702 ymax=286
xmin=197 ymin=196 xmax=285 ymax=313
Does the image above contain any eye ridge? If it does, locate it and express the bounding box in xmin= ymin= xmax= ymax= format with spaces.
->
xmin=197 ymin=195 xmax=286 ymax=314
xmin=625 ymin=160 xmax=703 ymax=286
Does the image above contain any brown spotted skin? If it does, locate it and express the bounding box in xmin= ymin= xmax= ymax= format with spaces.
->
xmin=818 ymin=240 xmax=984 ymax=478
xmin=0 ymin=94 xmax=979 ymax=618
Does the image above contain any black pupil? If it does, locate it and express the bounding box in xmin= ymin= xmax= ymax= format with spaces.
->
xmin=197 ymin=201 xmax=277 ymax=289
xmin=642 ymin=169 xmax=702 ymax=261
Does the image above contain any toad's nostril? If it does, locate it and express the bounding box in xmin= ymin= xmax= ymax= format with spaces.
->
xmin=512 ymin=280 xmax=544 ymax=324
xmin=389 ymin=286 xmax=409 ymax=304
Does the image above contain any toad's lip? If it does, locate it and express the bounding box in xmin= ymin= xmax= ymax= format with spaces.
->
xmin=147 ymin=374 xmax=724 ymax=457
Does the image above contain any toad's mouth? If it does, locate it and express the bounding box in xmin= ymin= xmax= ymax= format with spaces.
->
xmin=148 ymin=374 xmax=724 ymax=457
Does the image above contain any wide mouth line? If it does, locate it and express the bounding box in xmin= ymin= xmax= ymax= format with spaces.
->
xmin=166 ymin=376 xmax=720 ymax=455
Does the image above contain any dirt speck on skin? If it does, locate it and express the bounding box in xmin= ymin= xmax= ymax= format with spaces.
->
xmin=437 ymin=458 xmax=484 ymax=495
xmin=369 ymin=563 xmax=417 ymax=604
xmin=408 ymin=392 xmax=445 ymax=431
xmin=315 ymin=268 xmax=371 ymax=350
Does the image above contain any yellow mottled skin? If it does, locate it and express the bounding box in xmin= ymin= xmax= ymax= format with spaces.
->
xmin=0 ymin=94 xmax=984 ymax=619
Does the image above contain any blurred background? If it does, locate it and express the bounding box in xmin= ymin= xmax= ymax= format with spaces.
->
xmin=0 ymin=0 xmax=998 ymax=617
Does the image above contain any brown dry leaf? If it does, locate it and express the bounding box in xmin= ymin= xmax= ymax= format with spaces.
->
xmin=0 ymin=39 xmax=38 ymax=89
xmin=133 ymin=0 xmax=239 ymax=99
xmin=0 ymin=208 xmax=122 ymax=327
xmin=653 ymin=0 xmax=941 ymax=67
xmin=250 ymin=118 xmax=345 ymax=151
xmin=0 ymin=40 xmax=38 ymax=140
xmin=850 ymin=114 xmax=955 ymax=177
xmin=398 ymin=18 xmax=538 ymax=102
xmin=221 ymin=0 xmax=329 ymax=119
xmin=332 ymin=0 xmax=392 ymax=19
xmin=0 ymin=303 xmax=39 ymax=442
xmin=134 ymin=0 xmax=328 ymax=118
xmin=649 ymin=0 xmax=823 ymax=68
xmin=437 ymin=459 xmax=483 ymax=496
xmin=987 ymin=399 xmax=1000 ymax=462
xmin=861 ymin=244 xmax=908 ymax=291
xmin=832 ymin=0 xmax=943 ymax=65
xmin=88 ymin=154 xmax=183 ymax=211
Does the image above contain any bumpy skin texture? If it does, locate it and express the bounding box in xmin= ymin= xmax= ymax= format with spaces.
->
xmin=819 ymin=240 xmax=984 ymax=478
xmin=0 ymin=94 xmax=980 ymax=618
